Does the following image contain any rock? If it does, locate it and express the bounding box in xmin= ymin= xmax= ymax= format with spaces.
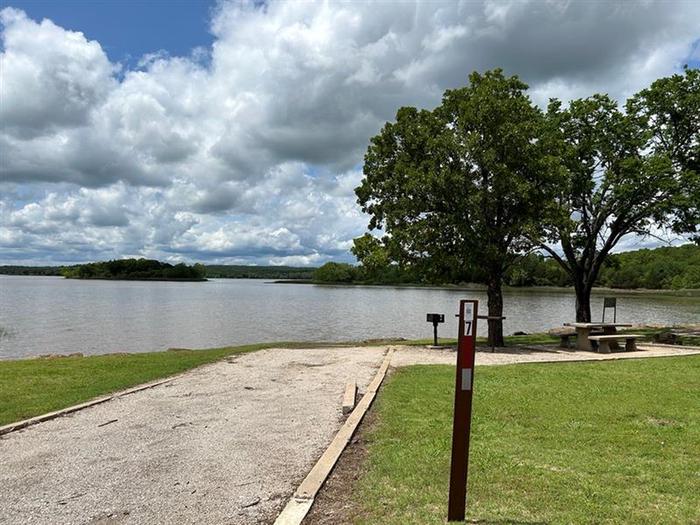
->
xmin=548 ymin=326 xmax=576 ymax=336
xmin=512 ymin=331 xmax=528 ymax=336
xmin=241 ymin=496 xmax=260 ymax=508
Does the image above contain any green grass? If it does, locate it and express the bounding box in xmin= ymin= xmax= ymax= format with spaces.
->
xmin=0 ymin=341 xmax=329 ymax=426
xmin=404 ymin=332 xmax=561 ymax=347
xmin=354 ymin=357 xmax=700 ymax=524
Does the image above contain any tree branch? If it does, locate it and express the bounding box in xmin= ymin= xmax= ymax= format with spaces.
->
xmin=537 ymin=243 xmax=573 ymax=276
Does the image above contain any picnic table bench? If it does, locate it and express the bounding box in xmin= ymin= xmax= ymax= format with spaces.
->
xmin=563 ymin=322 xmax=633 ymax=352
xmin=556 ymin=330 xmax=576 ymax=348
xmin=588 ymin=334 xmax=642 ymax=353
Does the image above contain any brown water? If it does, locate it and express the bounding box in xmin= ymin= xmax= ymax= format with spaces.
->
xmin=0 ymin=276 xmax=698 ymax=359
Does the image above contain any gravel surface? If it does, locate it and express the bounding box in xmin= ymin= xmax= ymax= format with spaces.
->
xmin=391 ymin=343 xmax=700 ymax=367
xmin=0 ymin=347 xmax=386 ymax=525
xmin=2 ymin=343 xmax=697 ymax=525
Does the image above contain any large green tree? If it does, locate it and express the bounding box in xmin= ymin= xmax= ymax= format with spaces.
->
xmin=540 ymin=68 xmax=700 ymax=322
xmin=355 ymin=70 xmax=561 ymax=346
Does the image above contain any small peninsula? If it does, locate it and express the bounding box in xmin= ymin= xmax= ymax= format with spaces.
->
xmin=61 ymin=258 xmax=207 ymax=281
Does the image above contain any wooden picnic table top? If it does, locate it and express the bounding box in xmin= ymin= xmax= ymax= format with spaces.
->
xmin=564 ymin=322 xmax=633 ymax=328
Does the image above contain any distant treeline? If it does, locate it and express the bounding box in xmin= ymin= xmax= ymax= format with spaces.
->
xmin=0 ymin=261 xmax=313 ymax=280
xmin=0 ymin=266 xmax=62 ymax=276
xmin=2 ymin=244 xmax=697 ymax=288
xmin=599 ymin=244 xmax=700 ymax=289
xmin=204 ymin=265 xmax=314 ymax=279
xmin=313 ymin=244 xmax=700 ymax=290
xmin=61 ymin=259 xmax=207 ymax=280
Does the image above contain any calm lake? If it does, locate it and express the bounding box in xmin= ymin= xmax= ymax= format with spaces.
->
xmin=0 ymin=275 xmax=698 ymax=359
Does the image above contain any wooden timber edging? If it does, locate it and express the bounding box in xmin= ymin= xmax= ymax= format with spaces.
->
xmin=274 ymin=348 xmax=394 ymax=525
xmin=341 ymin=380 xmax=357 ymax=415
xmin=0 ymin=375 xmax=182 ymax=436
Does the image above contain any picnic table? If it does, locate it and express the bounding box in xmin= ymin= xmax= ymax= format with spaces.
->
xmin=563 ymin=322 xmax=633 ymax=351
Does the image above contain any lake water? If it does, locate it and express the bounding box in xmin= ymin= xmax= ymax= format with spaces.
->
xmin=0 ymin=276 xmax=698 ymax=359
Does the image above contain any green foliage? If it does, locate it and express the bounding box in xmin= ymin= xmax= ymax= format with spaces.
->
xmin=356 ymin=70 xmax=563 ymax=344
xmin=7 ymin=246 xmax=696 ymax=290
xmin=0 ymin=264 xmax=314 ymax=280
xmin=203 ymin=265 xmax=314 ymax=279
xmin=543 ymin=68 xmax=700 ymax=320
xmin=0 ymin=266 xmax=63 ymax=276
xmin=506 ymin=253 xmax=571 ymax=287
xmin=350 ymin=234 xmax=422 ymax=283
xmin=506 ymin=245 xmax=700 ymax=289
xmin=354 ymin=358 xmax=700 ymax=524
xmin=626 ymin=67 xmax=700 ymax=240
xmin=312 ymin=262 xmax=358 ymax=283
xmin=321 ymin=244 xmax=699 ymax=290
xmin=599 ymin=244 xmax=700 ymax=289
xmin=351 ymin=234 xmax=390 ymax=276
xmin=61 ymin=258 xmax=206 ymax=280
xmin=357 ymin=70 xmax=560 ymax=279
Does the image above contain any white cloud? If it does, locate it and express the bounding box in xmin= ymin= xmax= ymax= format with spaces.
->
xmin=1 ymin=1 xmax=698 ymax=265
xmin=0 ymin=8 xmax=117 ymax=138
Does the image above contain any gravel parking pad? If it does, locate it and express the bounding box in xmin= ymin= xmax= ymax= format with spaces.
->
xmin=0 ymin=347 xmax=386 ymax=525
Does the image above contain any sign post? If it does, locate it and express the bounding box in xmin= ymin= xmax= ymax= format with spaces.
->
xmin=447 ymin=299 xmax=478 ymax=522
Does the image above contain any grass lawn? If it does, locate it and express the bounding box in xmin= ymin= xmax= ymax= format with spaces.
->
xmin=354 ymin=356 xmax=700 ymax=524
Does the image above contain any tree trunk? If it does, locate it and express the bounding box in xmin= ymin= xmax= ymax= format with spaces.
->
xmin=574 ymin=280 xmax=592 ymax=322
xmin=486 ymin=276 xmax=505 ymax=347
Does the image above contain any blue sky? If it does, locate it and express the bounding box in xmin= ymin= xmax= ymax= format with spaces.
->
xmin=689 ymin=39 xmax=700 ymax=69
xmin=4 ymin=0 xmax=216 ymax=65
xmin=1 ymin=1 xmax=698 ymax=266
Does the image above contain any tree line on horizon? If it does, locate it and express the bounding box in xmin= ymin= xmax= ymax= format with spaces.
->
xmin=0 ymin=258 xmax=316 ymax=280
xmin=0 ymin=262 xmax=316 ymax=280
xmin=3 ymin=243 xmax=698 ymax=290
xmin=350 ymin=67 xmax=699 ymax=345
xmin=313 ymin=243 xmax=700 ymax=290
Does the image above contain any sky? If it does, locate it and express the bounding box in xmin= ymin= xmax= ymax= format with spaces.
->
xmin=1 ymin=0 xmax=699 ymax=266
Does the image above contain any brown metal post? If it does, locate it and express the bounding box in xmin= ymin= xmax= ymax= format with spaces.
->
xmin=448 ymin=299 xmax=478 ymax=522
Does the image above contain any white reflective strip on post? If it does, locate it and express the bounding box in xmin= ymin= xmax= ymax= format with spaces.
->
xmin=461 ymin=368 xmax=472 ymax=391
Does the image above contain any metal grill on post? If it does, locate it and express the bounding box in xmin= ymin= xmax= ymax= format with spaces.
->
xmin=426 ymin=313 xmax=445 ymax=346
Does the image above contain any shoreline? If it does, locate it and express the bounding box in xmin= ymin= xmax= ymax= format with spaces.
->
xmin=64 ymin=276 xmax=208 ymax=282
xmin=273 ymin=279 xmax=700 ymax=297
xmin=5 ymin=324 xmax=700 ymax=362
